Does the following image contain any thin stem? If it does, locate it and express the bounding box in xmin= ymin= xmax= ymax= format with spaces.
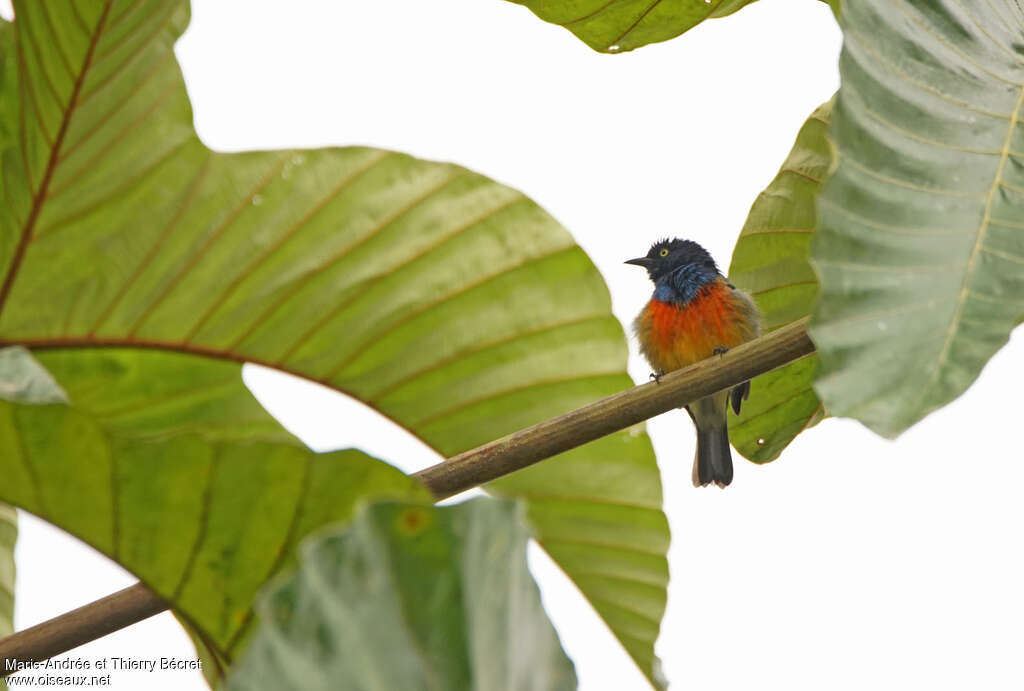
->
xmin=414 ymin=319 xmax=814 ymax=498
xmin=0 ymin=319 xmax=814 ymax=674
xmin=0 ymin=583 xmax=166 ymax=675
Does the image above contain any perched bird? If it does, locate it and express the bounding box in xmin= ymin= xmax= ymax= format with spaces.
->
xmin=627 ymin=238 xmax=761 ymax=488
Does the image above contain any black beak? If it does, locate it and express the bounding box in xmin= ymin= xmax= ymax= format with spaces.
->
xmin=625 ymin=257 xmax=654 ymax=268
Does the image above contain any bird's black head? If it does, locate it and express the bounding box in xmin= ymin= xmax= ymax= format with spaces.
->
xmin=625 ymin=238 xmax=718 ymax=282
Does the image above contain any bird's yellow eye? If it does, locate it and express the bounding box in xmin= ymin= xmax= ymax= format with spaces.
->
xmin=658 ymin=248 xmax=669 ymax=257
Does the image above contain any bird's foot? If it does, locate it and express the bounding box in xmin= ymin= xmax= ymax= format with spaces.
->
xmin=649 ymin=370 xmax=665 ymax=384
xmin=713 ymin=346 xmax=730 ymax=357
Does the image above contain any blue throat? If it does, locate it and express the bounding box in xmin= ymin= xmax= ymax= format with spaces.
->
xmin=652 ymin=264 xmax=718 ymax=305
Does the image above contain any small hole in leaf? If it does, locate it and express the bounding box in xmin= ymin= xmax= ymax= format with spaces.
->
xmin=607 ymin=44 xmax=620 ymax=52
xmin=756 ymin=437 xmax=766 ymax=446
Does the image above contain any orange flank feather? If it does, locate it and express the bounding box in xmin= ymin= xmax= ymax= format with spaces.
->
xmin=634 ymin=277 xmax=756 ymax=373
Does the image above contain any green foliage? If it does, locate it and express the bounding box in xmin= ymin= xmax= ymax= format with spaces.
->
xmin=0 ymin=346 xmax=68 ymax=405
xmin=0 ymin=502 xmax=13 ymax=638
xmin=0 ymin=344 xmax=73 ymax=669
xmin=811 ymin=0 xmax=1024 ymax=437
xmin=502 ymin=0 xmax=844 ymax=53
xmin=501 ymin=0 xmax=1024 ymax=445
xmin=504 ymin=0 xmax=759 ymax=53
xmin=489 ymin=437 xmax=667 ymax=686
xmin=7 ymin=0 xmax=1016 ymax=686
xmin=227 ymin=499 xmax=577 ymax=691
xmin=728 ymin=101 xmax=831 ymax=461
xmin=0 ymin=17 xmax=13 ymax=153
xmin=0 ymin=347 xmax=428 ymax=665
xmin=0 ymin=1 xmax=667 ymax=684
xmin=0 ymin=501 xmax=10 ymax=691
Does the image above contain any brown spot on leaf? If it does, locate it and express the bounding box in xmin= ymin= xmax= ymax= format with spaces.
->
xmin=396 ymin=506 xmax=431 ymax=536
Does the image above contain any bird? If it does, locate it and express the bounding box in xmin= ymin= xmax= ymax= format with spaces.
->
xmin=626 ymin=238 xmax=761 ymax=488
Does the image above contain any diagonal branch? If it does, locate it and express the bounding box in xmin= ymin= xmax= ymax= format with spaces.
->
xmin=416 ymin=318 xmax=814 ymax=498
xmin=0 ymin=583 xmax=167 ymax=675
xmin=0 ymin=319 xmax=814 ymax=674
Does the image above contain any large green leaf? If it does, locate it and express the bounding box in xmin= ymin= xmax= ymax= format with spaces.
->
xmin=727 ymin=101 xmax=831 ymax=462
xmin=0 ymin=26 xmax=18 ymax=682
xmin=0 ymin=504 xmax=11 ymax=625
xmin=0 ymin=16 xmax=13 ymax=157
xmin=811 ymin=0 xmax=1024 ymax=437
xmin=0 ymin=345 xmax=73 ymax=683
xmin=0 ymin=346 xmax=427 ymax=670
xmin=0 ymin=503 xmax=13 ymax=636
xmin=504 ymin=0 xmax=758 ymax=53
xmin=487 ymin=431 xmax=665 ymax=683
xmin=227 ymin=499 xmax=577 ymax=691
xmin=501 ymin=0 xmax=839 ymax=53
xmin=0 ymin=504 xmax=10 ymax=691
xmin=0 ymin=1 xmax=668 ymax=684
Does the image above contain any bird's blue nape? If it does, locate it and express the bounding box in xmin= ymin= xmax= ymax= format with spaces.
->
xmin=652 ymin=263 xmax=718 ymax=305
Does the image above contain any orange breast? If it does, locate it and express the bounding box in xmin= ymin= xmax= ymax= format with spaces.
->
xmin=637 ymin=279 xmax=753 ymax=373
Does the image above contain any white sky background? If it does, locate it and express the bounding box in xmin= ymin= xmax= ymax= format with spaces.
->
xmin=8 ymin=1 xmax=1024 ymax=689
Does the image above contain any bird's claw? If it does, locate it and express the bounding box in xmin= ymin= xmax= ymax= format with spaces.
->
xmin=713 ymin=346 xmax=730 ymax=357
xmin=649 ymin=370 xmax=665 ymax=384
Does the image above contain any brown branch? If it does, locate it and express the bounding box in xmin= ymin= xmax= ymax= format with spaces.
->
xmin=0 ymin=319 xmax=814 ymax=675
xmin=0 ymin=583 xmax=167 ymax=675
xmin=415 ymin=318 xmax=815 ymax=498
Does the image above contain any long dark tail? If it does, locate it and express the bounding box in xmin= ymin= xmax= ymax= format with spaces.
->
xmin=687 ymin=393 xmax=733 ymax=488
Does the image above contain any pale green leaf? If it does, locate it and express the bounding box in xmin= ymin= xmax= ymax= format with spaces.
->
xmin=502 ymin=0 xmax=837 ymax=53
xmin=710 ymin=0 xmax=760 ymax=18
xmin=0 ymin=346 xmax=67 ymax=404
xmin=504 ymin=0 xmax=757 ymax=53
xmin=227 ymin=499 xmax=577 ymax=691
xmin=812 ymin=0 xmax=1024 ymax=437
xmin=728 ymin=100 xmax=832 ymax=462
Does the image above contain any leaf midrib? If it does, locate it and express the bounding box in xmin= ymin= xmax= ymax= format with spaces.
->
xmin=914 ymin=84 xmax=1024 ymax=410
xmin=0 ymin=1 xmax=113 ymax=318
xmin=9 ymin=334 xmax=433 ymax=445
